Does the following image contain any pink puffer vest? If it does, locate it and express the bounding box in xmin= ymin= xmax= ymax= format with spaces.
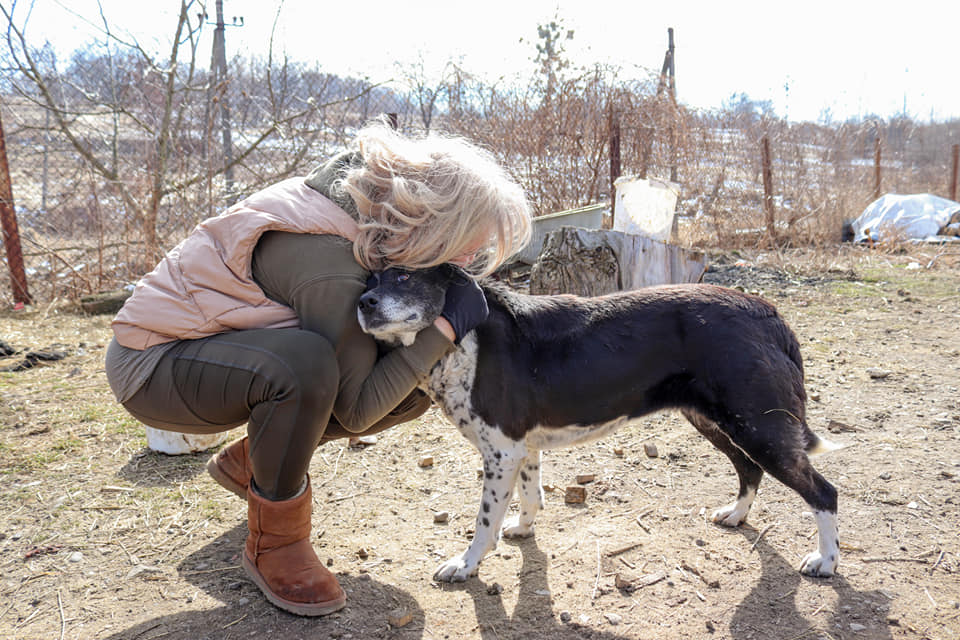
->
xmin=112 ymin=178 xmax=359 ymax=349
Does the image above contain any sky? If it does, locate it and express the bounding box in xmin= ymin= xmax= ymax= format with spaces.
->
xmin=8 ymin=0 xmax=960 ymax=123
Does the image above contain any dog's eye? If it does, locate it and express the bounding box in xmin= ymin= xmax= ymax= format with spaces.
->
xmin=397 ymin=273 xmax=410 ymax=283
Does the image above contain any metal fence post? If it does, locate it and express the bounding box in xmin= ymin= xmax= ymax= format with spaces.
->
xmin=0 ymin=110 xmax=32 ymax=305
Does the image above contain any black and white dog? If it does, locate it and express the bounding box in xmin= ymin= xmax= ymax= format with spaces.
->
xmin=358 ymin=266 xmax=840 ymax=583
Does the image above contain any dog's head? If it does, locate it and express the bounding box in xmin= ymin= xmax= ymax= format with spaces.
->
xmin=357 ymin=265 xmax=459 ymax=347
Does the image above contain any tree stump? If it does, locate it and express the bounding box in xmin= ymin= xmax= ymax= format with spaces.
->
xmin=530 ymin=227 xmax=706 ymax=297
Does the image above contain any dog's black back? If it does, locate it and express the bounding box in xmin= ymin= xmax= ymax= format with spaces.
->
xmin=471 ymin=281 xmax=809 ymax=443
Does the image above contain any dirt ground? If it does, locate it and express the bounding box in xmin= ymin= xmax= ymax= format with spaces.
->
xmin=1 ymin=246 xmax=958 ymax=640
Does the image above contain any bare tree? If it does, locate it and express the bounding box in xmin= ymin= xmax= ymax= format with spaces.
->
xmin=399 ymin=55 xmax=455 ymax=132
xmin=0 ymin=0 xmax=367 ymax=271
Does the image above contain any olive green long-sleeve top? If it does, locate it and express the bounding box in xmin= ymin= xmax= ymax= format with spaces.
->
xmin=250 ymin=230 xmax=451 ymax=431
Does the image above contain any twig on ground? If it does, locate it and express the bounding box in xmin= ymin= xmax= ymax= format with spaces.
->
xmin=606 ymin=542 xmax=643 ymax=557
xmin=750 ymin=523 xmax=775 ymax=551
xmin=862 ymin=556 xmax=930 ymax=564
xmin=591 ymin=540 xmax=601 ymax=600
xmin=222 ymin=614 xmax=247 ymax=629
xmin=316 ymin=446 xmax=346 ymax=489
xmin=930 ymin=550 xmax=945 ymax=573
xmin=57 ymin=590 xmax=65 ymax=640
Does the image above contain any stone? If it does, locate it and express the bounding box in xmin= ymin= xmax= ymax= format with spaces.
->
xmin=388 ymin=608 xmax=413 ymax=628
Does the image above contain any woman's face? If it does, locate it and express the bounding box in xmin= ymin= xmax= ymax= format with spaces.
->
xmin=449 ymin=234 xmax=488 ymax=267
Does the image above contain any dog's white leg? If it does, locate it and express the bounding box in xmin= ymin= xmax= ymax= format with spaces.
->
xmin=434 ymin=433 xmax=526 ymax=583
xmin=711 ymin=487 xmax=757 ymax=527
xmin=799 ymin=510 xmax=839 ymax=577
xmin=502 ymin=451 xmax=543 ymax=538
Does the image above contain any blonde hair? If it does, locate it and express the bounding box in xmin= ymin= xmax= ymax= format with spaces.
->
xmin=340 ymin=121 xmax=532 ymax=277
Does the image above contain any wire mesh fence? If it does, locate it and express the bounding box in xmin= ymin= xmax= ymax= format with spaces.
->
xmin=1 ymin=59 xmax=959 ymax=306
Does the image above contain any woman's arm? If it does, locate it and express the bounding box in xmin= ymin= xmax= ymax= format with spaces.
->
xmin=252 ymin=231 xmax=454 ymax=431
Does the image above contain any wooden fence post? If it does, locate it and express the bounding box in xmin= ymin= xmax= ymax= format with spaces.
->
xmin=609 ymin=104 xmax=621 ymax=211
xmin=0 ymin=110 xmax=32 ymax=305
xmin=950 ymin=144 xmax=959 ymax=202
xmin=873 ymin=135 xmax=882 ymax=202
xmin=761 ymin=135 xmax=776 ymax=243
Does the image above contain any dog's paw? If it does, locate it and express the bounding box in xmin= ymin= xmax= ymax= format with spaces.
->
xmin=433 ymin=554 xmax=478 ymax=583
xmin=711 ymin=502 xmax=749 ymax=527
xmin=799 ymin=551 xmax=837 ymax=577
xmin=501 ymin=516 xmax=535 ymax=539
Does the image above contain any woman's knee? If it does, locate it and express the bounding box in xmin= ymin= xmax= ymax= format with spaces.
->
xmin=262 ymin=330 xmax=340 ymax=406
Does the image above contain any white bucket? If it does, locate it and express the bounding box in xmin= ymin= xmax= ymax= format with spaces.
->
xmin=613 ymin=176 xmax=679 ymax=241
xmin=145 ymin=426 xmax=231 ymax=455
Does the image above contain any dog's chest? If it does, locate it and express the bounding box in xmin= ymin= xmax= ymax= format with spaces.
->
xmin=425 ymin=336 xmax=491 ymax=448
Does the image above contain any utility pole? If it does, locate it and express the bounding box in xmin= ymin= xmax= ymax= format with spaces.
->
xmin=656 ymin=28 xmax=678 ymax=184
xmin=209 ymin=0 xmax=240 ymax=204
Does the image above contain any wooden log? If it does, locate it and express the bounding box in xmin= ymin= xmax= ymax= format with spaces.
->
xmin=529 ymin=227 xmax=706 ymax=297
xmin=79 ymin=289 xmax=131 ymax=315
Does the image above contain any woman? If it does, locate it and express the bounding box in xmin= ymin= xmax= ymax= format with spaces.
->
xmin=105 ymin=121 xmax=532 ymax=616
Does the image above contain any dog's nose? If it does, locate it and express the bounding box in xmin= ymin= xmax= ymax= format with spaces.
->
xmin=358 ymin=292 xmax=379 ymax=314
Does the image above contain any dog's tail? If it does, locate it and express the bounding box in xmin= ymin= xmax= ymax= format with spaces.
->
xmin=805 ymin=431 xmax=844 ymax=456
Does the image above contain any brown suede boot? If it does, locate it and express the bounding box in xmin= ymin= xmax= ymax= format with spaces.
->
xmin=206 ymin=437 xmax=251 ymax=498
xmin=242 ymin=480 xmax=346 ymax=616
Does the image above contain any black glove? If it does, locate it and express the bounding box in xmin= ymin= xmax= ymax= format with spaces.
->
xmin=440 ymin=270 xmax=488 ymax=344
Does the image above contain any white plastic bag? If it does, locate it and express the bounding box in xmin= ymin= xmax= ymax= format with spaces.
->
xmin=852 ymin=193 xmax=960 ymax=243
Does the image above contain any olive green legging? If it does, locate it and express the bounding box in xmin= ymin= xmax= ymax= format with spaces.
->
xmin=121 ymin=328 xmax=430 ymax=500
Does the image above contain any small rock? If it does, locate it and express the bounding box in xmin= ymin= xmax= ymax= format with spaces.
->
xmin=604 ymin=613 xmax=622 ymax=625
xmin=576 ymin=473 xmax=595 ymax=484
xmin=559 ymin=611 xmax=572 ymax=623
xmin=810 ymin=391 xmax=821 ymax=402
xmin=613 ymin=447 xmax=625 ymax=457
xmin=879 ymin=471 xmax=892 ymax=480
xmin=615 ymin=572 xmax=637 ymax=591
xmin=486 ymin=582 xmax=503 ymax=595
xmin=866 ymin=367 xmax=891 ymax=379
xmin=564 ymin=486 xmax=586 ymax=504
xmin=356 ymin=547 xmax=369 ymax=559
xmin=387 ymin=608 xmax=413 ymax=628
xmin=906 ymin=501 xmax=918 ymax=510
xmin=418 ymin=456 xmax=434 ymax=468
xmin=643 ymin=443 xmax=659 ymax=458
xmin=68 ymin=551 xmax=83 ymax=563
xmin=849 ymin=622 xmax=867 ymax=632
xmin=433 ymin=511 xmax=449 ymax=524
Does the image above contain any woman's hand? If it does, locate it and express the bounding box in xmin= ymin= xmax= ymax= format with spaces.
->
xmin=432 ymin=316 xmax=457 ymax=342
xmin=438 ymin=273 xmax=488 ymax=343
